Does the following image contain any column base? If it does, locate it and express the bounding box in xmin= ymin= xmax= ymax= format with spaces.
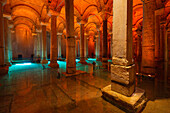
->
xmin=102 ymin=85 xmax=147 ymax=113
xmin=5 ymin=62 xmax=12 ymax=66
xmin=78 ymin=57 xmax=87 ymax=64
xmin=96 ymin=58 xmax=101 ymax=61
xmin=48 ymin=62 xmax=59 ymax=68
xmin=0 ymin=66 xmax=9 ymax=76
xmin=78 ymin=60 xmax=88 ymax=64
xmin=41 ymin=59 xmax=48 ymax=64
xmin=102 ymin=58 xmax=108 ymax=68
xmin=66 ymin=67 xmax=76 ymax=74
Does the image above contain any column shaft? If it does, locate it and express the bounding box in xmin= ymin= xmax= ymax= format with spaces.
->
xmin=102 ymin=19 xmax=108 ymax=68
xmin=164 ymin=27 xmax=168 ymax=62
xmin=96 ymin=32 xmax=100 ymax=61
xmin=41 ymin=25 xmax=48 ymax=64
xmin=112 ymin=0 xmax=134 ymax=96
xmin=78 ymin=24 xmax=87 ymax=64
xmin=65 ymin=0 xmax=76 ymax=74
xmin=37 ymin=33 xmax=41 ymax=57
xmin=142 ymin=0 xmax=156 ymax=74
xmin=4 ymin=17 xmax=11 ymax=66
xmin=49 ymin=15 xmax=59 ymax=68
xmin=155 ymin=16 xmax=160 ymax=61
xmin=0 ymin=3 xmax=4 ymax=66
xmin=58 ymin=35 xmax=62 ymax=59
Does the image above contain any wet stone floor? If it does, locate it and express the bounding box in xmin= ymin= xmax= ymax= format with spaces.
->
xmin=0 ymin=60 xmax=170 ymax=113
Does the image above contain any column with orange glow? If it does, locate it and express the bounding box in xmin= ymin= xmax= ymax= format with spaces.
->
xmin=161 ymin=22 xmax=168 ymax=62
xmin=36 ymin=29 xmax=42 ymax=61
xmin=57 ymin=33 xmax=62 ymax=59
xmin=8 ymin=23 xmax=13 ymax=62
xmin=111 ymin=0 xmax=134 ymax=96
xmin=41 ymin=22 xmax=48 ymax=64
xmin=78 ymin=23 xmax=87 ymax=64
xmin=65 ymin=0 xmax=76 ymax=74
xmin=48 ymin=14 xmax=59 ymax=68
xmin=3 ymin=14 xmax=11 ymax=66
xmin=96 ymin=28 xmax=101 ymax=61
xmin=102 ymin=19 xmax=108 ymax=68
xmin=136 ymin=29 xmax=142 ymax=62
xmin=142 ymin=0 xmax=156 ymax=74
xmin=0 ymin=1 xmax=4 ymax=67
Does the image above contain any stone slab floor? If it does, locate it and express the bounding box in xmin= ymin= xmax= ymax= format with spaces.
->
xmin=0 ymin=60 xmax=170 ymax=113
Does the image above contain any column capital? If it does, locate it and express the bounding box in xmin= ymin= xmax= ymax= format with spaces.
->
xmin=8 ymin=24 xmax=13 ymax=28
xmin=0 ymin=0 xmax=6 ymax=6
xmin=3 ymin=13 xmax=11 ymax=20
xmin=47 ymin=9 xmax=59 ymax=17
xmin=155 ymin=8 xmax=165 ymax=16
xmin=36 ymin=29 xmax=42 ymax=33
xmin=40 ymin=22 xmax=49 ymax=26
xmin=57 ymin=32 xmax=63 ymax=36
xmin=77 ymin=17 xmax=88 ymax=25
xmin=32 ymin=32 xmax=37 ymax=36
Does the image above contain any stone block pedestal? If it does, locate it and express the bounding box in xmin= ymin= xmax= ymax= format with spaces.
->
xmin=102 ymin=85 xmax=147 ymax=113
xmin=41 ymin=59 xmax=48 ymax=64
xmin=0 ymin=66 xmax=9 ymax=76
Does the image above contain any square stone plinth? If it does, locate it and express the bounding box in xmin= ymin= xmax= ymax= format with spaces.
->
xmin=111 ymin=81 xmax=135 ymax=96
xmin=102 ymin=85 xmax=147 ymax=113
xmin=111 ymin=64 xmax=135 ymax=85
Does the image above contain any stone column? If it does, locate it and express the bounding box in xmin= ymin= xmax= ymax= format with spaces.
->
xmin=84 ymin=34 xmax=87 ymax=59
xmin=33 ymin=33 xmax=37 ymax=61
xmin=36 ymin=31 xmax=41 ymax=60
xmin=160 ymin=23 xmax=164 ymax=61
xmin=3 ymin=15 xmax=11 ymax=66
xmin=110 ymin=33 xmax=113 ymax=58
xmin=65 ymin=0 xmax=76 ymax=74
xmin=85 ymin=34 xmax=89 ymax=59
xmin=0 ymin=2 xmax=4 ymax=67
xmin=78 ymin=24 xmax=87 ymax=64
xmin=155 ymin=15 xmax=161 ymax=61
xmin=111 ymin=0 xmax=134 ymax=97
xmin=58 ymin=34 xmax=62 ymax=59
xmin=8 ymin=24 xmax=13 ymax=62
xmin=96 ymin=31 xmax=101 ymax=61
xmin=102 ymin=0 xmax=146 ymax=112
xmin=102 ymin=19 xmax=108 ymax=68
xmin=154 ymin=8 xmax=165 ymax=61
xmin=163 ymin=24 xmax=168 ymax=62
xmin=41 ymin=23 xmax=48 ymax=64
xmin=136 ymin=29 xmax=142 ymax=62
xmin=142 ymin=0 xmax=156 ymax=74
xmin=49 ymin=15 xmax=59 ymax=68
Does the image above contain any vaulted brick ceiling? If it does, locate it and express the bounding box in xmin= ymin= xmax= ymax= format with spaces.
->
xmin=3 ymin=0 xmax=170 ymax=35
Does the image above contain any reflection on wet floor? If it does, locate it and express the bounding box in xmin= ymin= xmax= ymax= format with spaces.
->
xmin=0 ymin=59 xmax=170 ymax=113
